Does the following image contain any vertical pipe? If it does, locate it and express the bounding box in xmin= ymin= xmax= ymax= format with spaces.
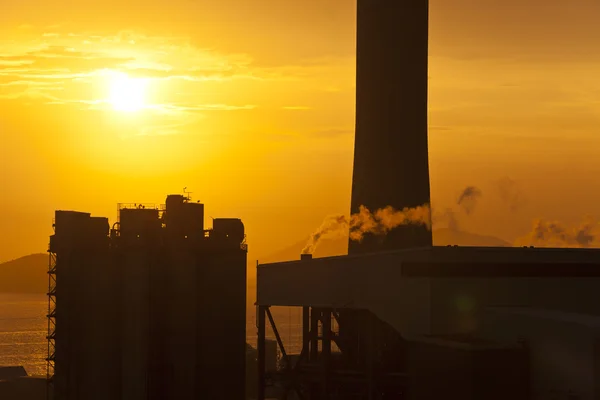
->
xmin=322 ymin=309 xmax=332 ymax=398
xmin=257 ymin=306 xmax=266 ymax=400
xmin=310 ymin=308 xmax=320 ymax=362
xmin=302 ymin=306 xmax=310 ymax=358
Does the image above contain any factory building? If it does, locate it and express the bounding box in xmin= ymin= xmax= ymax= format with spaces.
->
xmin=255 ymin=0 xmax=600 ymax=399
xmin=257 ymin=249 xmax=600 ymax=399
xmin=47 ymin=194 xmax=247 ymax=400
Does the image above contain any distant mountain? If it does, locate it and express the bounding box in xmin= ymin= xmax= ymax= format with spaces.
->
xmin=258 ymin=229 xmax=511 ymax=265
xmin=433 ymin=228 xmax=511 ymax=247
xmin=0 ymin=254 xmax=48 ymax=294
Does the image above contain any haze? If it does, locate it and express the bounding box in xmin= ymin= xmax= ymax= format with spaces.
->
xmin=2 ymin=0 xmax=600 ymax=264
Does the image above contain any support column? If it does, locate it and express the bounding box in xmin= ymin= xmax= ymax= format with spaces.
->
xmin=322 ymin=309 xmax=332 ymax=398
xmin=257 ymin=306 xmax=266 ymax=400
xmin=310 ymin=308 xmax=320 ymax=362
xmin=302 ymin=306 xmax=310 ymax=358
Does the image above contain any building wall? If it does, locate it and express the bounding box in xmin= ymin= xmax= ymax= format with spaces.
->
xmin=430 ymin=277 xmax=600 ymax=336
xmin=258 ymin=257 xmax=600 ymax=341
xmin=257 ymin=256 xmax=432 ymax=337
xmin=481 ymin=309 xmax=600 ymax=400
xmin=407 ymin=341 xmax=529 ymax=400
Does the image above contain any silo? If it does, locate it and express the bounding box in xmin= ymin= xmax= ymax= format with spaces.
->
xmin=51 ymin=212 xmax=118 ymax=400
xmin=162 ymin=196 xmax=204 ymax=399
xmin=77 ymin=217 xmax=116 ymax=400
xmin=196 ymin=219 xmax=247 ymax=399
xmin=52 ymin=211 xmax=90 ymax=400
xmin=349 ymin=0 xmax=432 ymax=254
xmin=118 ymin=207 xmax=161 ymax=400
xmin=164 ymin=245 xmax=198 ymax=399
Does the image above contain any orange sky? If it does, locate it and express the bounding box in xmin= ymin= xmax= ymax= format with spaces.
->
xmin=1 ymin=0 xmax=600 ymax=263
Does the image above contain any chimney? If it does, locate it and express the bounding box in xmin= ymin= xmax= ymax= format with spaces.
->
xmin=349 ymin=0 xmax=432 ymax=254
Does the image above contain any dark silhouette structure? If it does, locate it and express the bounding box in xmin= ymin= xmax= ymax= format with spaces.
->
xmin=350 ymin=0 xmax=432 ymax=254
xmin=47 ymin=194 xmax=247 ymax=400
xmin=254 ymin=0 xmax=600 ymax=399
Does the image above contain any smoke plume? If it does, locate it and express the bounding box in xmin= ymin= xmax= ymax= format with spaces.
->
xmin=516 ymin=217 xmax=600 ymax=248
xmin=496 ymin=177 xmax=525 ymax=212
xmin=433 ymin=208 xmax=461 ymax=232
xmin=301 ymin=204 xmax=431 ymax=254
xmin=430 ymin=186 xmax=483 ymax=232
xmin=457 ymin=186 xmax=482 ymax=215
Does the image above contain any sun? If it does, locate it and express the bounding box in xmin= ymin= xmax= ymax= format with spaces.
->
xmin=108 ymin=72 xmax=147 ymax=112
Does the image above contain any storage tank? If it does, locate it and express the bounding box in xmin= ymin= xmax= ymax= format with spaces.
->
xmin=164 ymin=246 xmax=197 ymax=399
xmin=118 ymin=208 xmax=161 ymax=400
xmin=212 ymin=218 xmax=245 ymax=243
xmin=196 ymin=229 xmax=247 ymax=399
xmin=51 ymin=212 xmax=117 ymax=400
xmin=164 ymin=195 xmax=204 ymax=240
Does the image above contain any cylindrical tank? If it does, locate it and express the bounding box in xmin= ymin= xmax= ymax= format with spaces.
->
xmin=164 ymin=247 xmax=198 ymax=399
xmin=196 ymin=243 xmax=247 ymax=399
xmin=212 ymin=218 xmax=245 ymax=244
xmin=118 ymin=208 xmax=162 ymax=400
xmin=52 ymin=212 xmax=118 ymax=400
xmin=120 ymin=247 xmax=151 ymax=400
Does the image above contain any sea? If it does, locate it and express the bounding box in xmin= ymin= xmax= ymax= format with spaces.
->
xmin=0 ymin=293 xmax=47 ymax=376
xmin=0 ymin=293 xmax=302 ymax=376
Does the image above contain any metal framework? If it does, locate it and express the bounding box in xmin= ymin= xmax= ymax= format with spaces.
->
xmin=46 ymin=240 xmax=57 ymax=400
xmin=257 ymin=306 xmax=409 ymax=400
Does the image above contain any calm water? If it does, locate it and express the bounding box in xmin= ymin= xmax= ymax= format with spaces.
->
xmin=0 ymin=294 xmax=302 ymax=376
xmin=0 ymin=293 xmax=48 ymax=376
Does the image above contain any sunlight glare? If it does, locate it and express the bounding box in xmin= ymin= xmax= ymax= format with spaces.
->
xmin=108 ymin=72 xmax=147 ymax=112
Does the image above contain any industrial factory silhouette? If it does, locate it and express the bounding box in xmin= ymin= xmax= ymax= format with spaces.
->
xmin=2 ymin=0 xmax=600 ymax=400
xmin=254 ymin=1 xmax=600 ymax=400
xmin=46 ymin=194 xmax=247 ymax=399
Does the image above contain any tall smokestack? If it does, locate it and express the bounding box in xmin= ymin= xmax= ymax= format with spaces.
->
xmin=349 ymin=0 xmax=432 ymax=254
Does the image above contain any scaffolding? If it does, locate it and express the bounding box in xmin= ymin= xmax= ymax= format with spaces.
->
xmin=46 ymin=227 xmax=57 ymax=400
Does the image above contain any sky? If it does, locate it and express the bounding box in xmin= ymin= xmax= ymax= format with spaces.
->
xmin=1 ymin=0 xmax=600 ymax=264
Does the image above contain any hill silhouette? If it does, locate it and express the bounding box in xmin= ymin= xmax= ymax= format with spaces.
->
xmin=433 ymin=228 xmax=510 ymax=247
xmin=0 ymin=254 xmax=48 ymax=294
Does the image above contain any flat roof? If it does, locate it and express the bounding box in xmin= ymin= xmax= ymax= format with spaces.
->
xmin=258 ymin=246 xmax=600 ymax=277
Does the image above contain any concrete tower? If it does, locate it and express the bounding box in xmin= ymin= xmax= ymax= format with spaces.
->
xmin=349 ymin=0 xmax=432 ymax=254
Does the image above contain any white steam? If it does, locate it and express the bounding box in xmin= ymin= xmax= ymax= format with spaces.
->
xmin=516 ymin=217 xmax=600 ymax=248
xmin=301 ymin=204 xmax=431 ymax=255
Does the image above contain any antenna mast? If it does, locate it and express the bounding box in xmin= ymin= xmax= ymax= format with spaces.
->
xmin=183 ymin=187 xmax=192 ymax=201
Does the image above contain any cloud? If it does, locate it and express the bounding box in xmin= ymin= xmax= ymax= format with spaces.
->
xmin=0 ymin=27 xmax=356 ymax=140
xmin=430 ymin=126 xmax=453 ymax=132
xmin=312 ymin=128 xmax=354 ymax=137
xmin=282 ymin=106 xmax=311 ymax=110
xmin=146 ymin=103 xmax=257 ymax=114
